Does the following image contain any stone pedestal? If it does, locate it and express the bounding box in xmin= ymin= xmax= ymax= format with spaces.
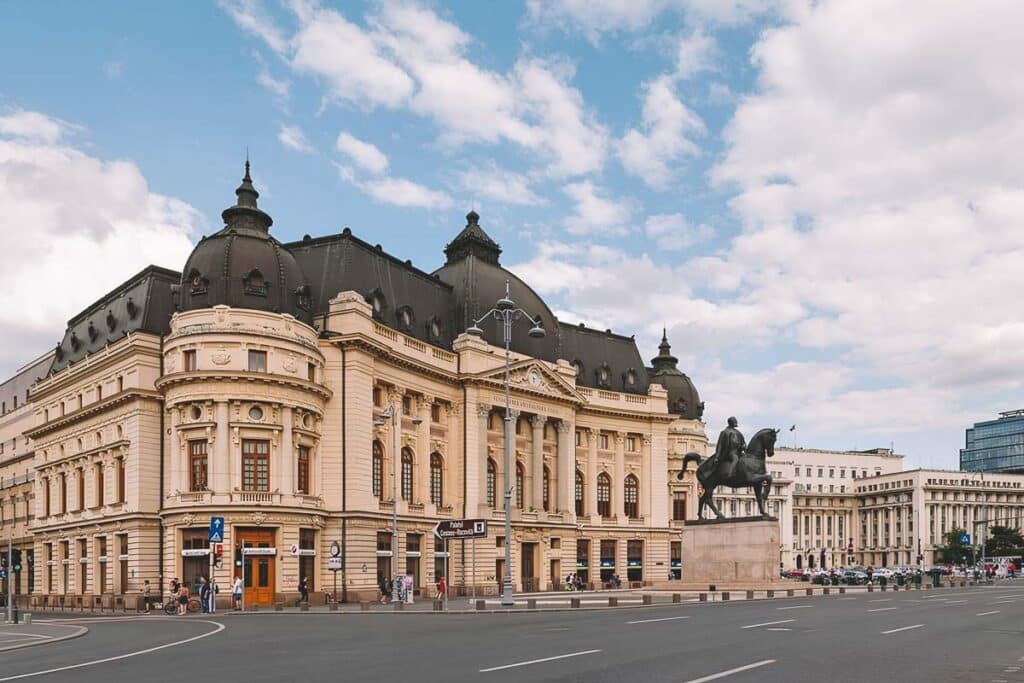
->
xmin=681 ymin=517 xmax=779 ymax=585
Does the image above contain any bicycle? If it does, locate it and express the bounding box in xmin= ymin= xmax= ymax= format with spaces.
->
xmin=163 ymin=594 xmax=201 ymax=615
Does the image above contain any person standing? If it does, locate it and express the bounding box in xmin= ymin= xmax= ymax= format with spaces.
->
xmin=232 ymin=575 xmax=243 ymax=611
xmin=199 ymin=577 xmax=210 ymax=614
xmin=299 ymin=576 xmax=310 ymax=605
xmin=142 ymin=580 xmax=152 ymax=614
xmin=208 ymin=577 xmax=219 ymax=614
xmin=178 ymin=583 xmax=190 ymax=616
xmin=435 ymin=575 xmax=447 ymax=601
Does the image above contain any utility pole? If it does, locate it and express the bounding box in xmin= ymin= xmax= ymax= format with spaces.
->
xmin=6 ymin=536 xmax=12 ymax=624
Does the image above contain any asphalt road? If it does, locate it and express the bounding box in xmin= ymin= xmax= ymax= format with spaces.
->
xmin=4 ymin=586 xmax=1024 ymax=683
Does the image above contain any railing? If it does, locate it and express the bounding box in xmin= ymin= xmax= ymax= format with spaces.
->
xmin=598 ymin=391 xmax=619 ymax=401
xmin=233 ymin=491 xmax=277 ymax=503
xmin=179 ymin=491 xmax=208 ymax=503
xmin=404 ymin=337 xmax=427 ymax=353
xmin=432 ymin=348 xmax=454 ymax=362
xmin=624 ymin=394 xmax=647 ymax=405
xmin=373 ymin=323 xmax=399 ymax=342
xmin=379 ymin=500 xmax=394 ymax=512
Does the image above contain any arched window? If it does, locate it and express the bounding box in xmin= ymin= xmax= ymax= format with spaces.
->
xmin=401 ymin=448 xmax=414 ymax=501
xmin=430 ymin=453 xmax=443 ymax=506
xmin=542 ymin=465 xmax=551 ymax=512
xmin=516 ymin=462 xmax=525 ymax=509
xmin=624 ymin=474 xmax=639 ymax=519
xmin=372 ymin=441 xmax=384 ymax=500
xmin=597 ymin=473 xmax=611 ymax=518
xmin=486 ymin=459 xmax=496 ymax=507
xmin=575 ymin=470 xmax=584 ymax=516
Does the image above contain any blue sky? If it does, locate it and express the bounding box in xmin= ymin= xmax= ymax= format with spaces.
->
xmin=3 ymin=1 xmax=1023 ymax=469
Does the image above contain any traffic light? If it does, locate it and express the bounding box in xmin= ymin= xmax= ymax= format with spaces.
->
xmin=234 ymin=545 xmax=242 ymax=568
xmin=12 ymin=549 xmax=22 ymax=572
xmin=214 ymin=543 xmax=223 ymax=568
xmin=0 ymin=553 xmax=6 ymax=570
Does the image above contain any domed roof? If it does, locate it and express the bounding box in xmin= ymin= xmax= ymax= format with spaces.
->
xmin=177 ymin=163 xmax=312 ymax=324
xmin=433 ymin=211 xmax=561 ymax=362
xmin=648 ymin=329 xmax=703 ymax=419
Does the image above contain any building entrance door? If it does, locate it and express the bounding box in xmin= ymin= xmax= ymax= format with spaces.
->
xmin=238 ymin=528 xmax=276 ymax=606
xmin=521 ymin=543 xmax=537 ymax=592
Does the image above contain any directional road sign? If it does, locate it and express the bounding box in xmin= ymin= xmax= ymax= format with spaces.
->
xmin=960 ymin=533 xmax=971 ymax=545
xmin=208 ymin=516 xmax=225 ymax=543
xmin=433 ymin=519 xmax=487 ymax=541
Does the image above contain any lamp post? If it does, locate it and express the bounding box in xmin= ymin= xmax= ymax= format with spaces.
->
xmin=467 ymin=280 xmax=546 ymax=607
xmin=375 ymin=399 xmax=421 ymax=604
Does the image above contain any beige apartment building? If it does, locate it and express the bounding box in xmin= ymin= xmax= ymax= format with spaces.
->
xmin=6 ymin=165 xmax=712 ymax=606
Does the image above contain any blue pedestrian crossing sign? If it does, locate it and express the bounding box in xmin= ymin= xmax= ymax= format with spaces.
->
xmin=209 ymin=516 xmax=225 ymax=543
xmin=959 ymin=533 xmax=971 ymax=545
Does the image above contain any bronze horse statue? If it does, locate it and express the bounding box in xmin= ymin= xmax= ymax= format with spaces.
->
xmin=678 ymin=427 xmax=779 ymax=520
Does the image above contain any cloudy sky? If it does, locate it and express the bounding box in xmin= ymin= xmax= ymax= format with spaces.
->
xmin=2 ymin=1 xmax=1022 ymax=468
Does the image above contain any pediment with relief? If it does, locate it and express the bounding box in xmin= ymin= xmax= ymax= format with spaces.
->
xmin=474 ymin=360 xmax=583 ymax=403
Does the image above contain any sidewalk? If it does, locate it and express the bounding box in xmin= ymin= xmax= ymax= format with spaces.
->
xmin=0 ymin=621 xmax=89 ymax=652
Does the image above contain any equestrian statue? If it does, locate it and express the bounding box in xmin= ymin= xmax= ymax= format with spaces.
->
xmin=678 ymin=416 xmax=779 ymax=520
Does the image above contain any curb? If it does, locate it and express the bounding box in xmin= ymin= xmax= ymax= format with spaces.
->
xmin=0 ymin=624 xmax=89 ymax=653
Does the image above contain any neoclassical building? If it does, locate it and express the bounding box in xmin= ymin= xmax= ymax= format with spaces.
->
xmin=5 ymin=165 xmax=711 ymax=605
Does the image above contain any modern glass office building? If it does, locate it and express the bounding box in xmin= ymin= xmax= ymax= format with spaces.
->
xmin=961 ymin=410 xmax=1024 ymax=473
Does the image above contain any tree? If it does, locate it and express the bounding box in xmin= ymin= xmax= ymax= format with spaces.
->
xmin=935 ymin=527 xmax=972 ymax=564
xmin=984 ymin=525 xmax=1024 ymax=557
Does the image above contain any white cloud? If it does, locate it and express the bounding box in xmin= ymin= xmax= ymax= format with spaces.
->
xmin=335 ymin=131 xmax=389 ymax=175
xmin=457 ymin=163 xmax=545 ymax=206
xmin=278 ymin=124 xmax=314 ymax=154
xmin=562 ymin=181 xmax=633 ymax=236
xmin=673 ymin=28 xmax=717 ymax=79
xmin=253 ymin=51 xmax=290 ymax=99
xmin=616 ymin=75 xmax=704 ymax=188
xmin=0 ymin=110 xmax=200 ymax=376
xmin=103 ymin=61 xmax=124 ymax=80
xmin=644 ymin=213 xmax=714 ymax=250
xmin=355 ymin=175 xmax=453 ymax=210
xmin=218 ymin=0 xmax=289 ymax=54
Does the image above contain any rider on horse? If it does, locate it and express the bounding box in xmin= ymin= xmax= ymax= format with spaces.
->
xmin=709 ymin=416 xmax=745 ymax=481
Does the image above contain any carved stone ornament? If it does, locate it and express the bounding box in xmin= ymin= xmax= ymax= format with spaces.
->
xmin=182 ymin=513 xmax=195 ymax=527
xmin=309 ymin=515 xmax=326 ymax=529
xmin=211 ymin=348 xmax=231 ymax=366
xmin=165 ymin=354 xmax=177 ymax=372
xmin=251 ymin=512 xmax=267 ymax=526
xmin=282 ymin=354 xmax=298 ymax=373
xmin=477 ymin=404 xmax=491 ymax=417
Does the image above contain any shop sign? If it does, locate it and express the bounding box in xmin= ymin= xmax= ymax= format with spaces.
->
xmin=242 ymin=547 xmax=277 ymax=556
xmin=182 ymin=549 xmax=210 ymax=557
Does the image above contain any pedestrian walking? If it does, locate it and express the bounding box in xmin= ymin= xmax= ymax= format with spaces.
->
xmin=232 ymin=575 xmax=243 ymax=611
xmin=435 ymin=575 xmax=447 ymax=601
xmin=199 ymin=577 xmax=211 ymax=614
xmin=142 ymin=580 xmax=152 ymax=614
xmin=299 ymin=576 xmax=310 ymax=605
xmin=379 ymin=574 xmax=389 ymax=604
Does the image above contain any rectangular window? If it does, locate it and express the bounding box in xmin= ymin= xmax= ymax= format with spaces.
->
xmin=248 ymin=350 xmax=267 ymax=372
xmin=575 ymin=431 xmax=581 ymax=447
xmin=373 ymin=387 xmax=383 ymax=407
xmin=817 ymin=468 xmax=823 ymax=478
xmin=189 ymin=440 xmax=208 ymax=491
xmin=377 ymin=532 xmax=393 ymax=553
xmin=307 ymin=362 xmax=316 ymax=382
xmin=402 ymin=396 xmax=412 ymax=415
xmin=116 ymin=457 xmax=125 ymax=503
xmin=297 ymin=446 xmax=310 ymax=495
xmin=183 ymin=349 xmax=197 ymax=372
xmin=43 ymin=477 xmax=50 ymax=517
xmin=672 ymin=491 xmax=687 ymax=521
xmin=59 ymin=474 xmax=67 ymax=514
xmin=76 ymin=468 xmax=85 ymax=511
xmin=242 ymin=439 xmax=270 ymax=491
xmin=599 ymin=434 xmax=609 ymax=449
xmin=626 ymin=436 xmax=636 ymax=452
xmin=431 ymin=403 xmax=441 ymax=423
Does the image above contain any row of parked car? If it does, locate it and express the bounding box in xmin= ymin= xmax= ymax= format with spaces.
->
xmin=782 ymin=567 xmax=927 ymax=585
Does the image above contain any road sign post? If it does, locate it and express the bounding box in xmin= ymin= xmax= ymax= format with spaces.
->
xmin=433 ymin=520 xmax=487 ymax=607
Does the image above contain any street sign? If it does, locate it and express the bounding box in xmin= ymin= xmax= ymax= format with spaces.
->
xmin=433 ymin=519 xmax=487 ymax=540
xmin=330 ymin=540 xmax=342 ymax=557
xmin=209 ymin=516 xmax=225 ymax=543
xmin=242 ymin=547 xmax=277 ymax=556
xmin=290 ymin=544 xmax=299 ymax=555
xmin=960 ymin=533 xmax=971 ymax=545
xmin=328 ymin=557 xmax=342 ymax=571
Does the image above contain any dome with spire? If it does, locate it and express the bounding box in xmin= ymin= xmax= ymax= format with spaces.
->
xmin=648 ymin=329 xmax=703 ymax=419
xmin=177 ymin=162 xmax=312 ymax=324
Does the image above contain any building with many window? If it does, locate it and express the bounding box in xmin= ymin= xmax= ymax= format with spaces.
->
xmin=960 ymin=410 xmax=1024 ymax=474
xmin=6 ymin=165 xmax=713 ymax=605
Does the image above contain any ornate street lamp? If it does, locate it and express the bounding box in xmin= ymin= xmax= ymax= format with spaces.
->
xmin=375 ymin=402 xmax=422 ymax=604
xmin=467 ymin=280 xmax=545 ymax=606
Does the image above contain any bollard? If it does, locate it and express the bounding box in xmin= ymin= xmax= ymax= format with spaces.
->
xmin=608 ymin=597 xmax=618 ymax=607
xmin=22 ymin=613 xmax=32 ymax=625
xmin=881 ymin=585 xmax=887 ymax=592
xmin=672 ymin=593 xmax=682 ymax=604
xmin=916 ymin=582 xmax=921 ymax=590
xmin=806 ymin=588 xmax=813 ymax=596
xmin=767 ymin=590 xmax=774 ymax=598
xmin=786 ymin=589 xmax=794 ymax=597
xmin=642 ymin=595 xmax=652 ymax=605
xmin=746 ymin=590 xmax=754 ymax=600
xmin=570 ymin=597 xmax=581 ymax=609
xmin=699 ymin=593 xmax=707 ymax=602
xmin=527 ymin=599 xmax=537 ymax=609
xmin=839 ymin=586 xmax=846 ymax=594
xmin=823 ymin=588 xmax=830 ymax=595
xmin=476 ymin=599 xmax=486 ymax=611
xmin=722 ymin=592 xmax=730 ymax=601
xmin=867 ymin=584 xmax=874 ymax=592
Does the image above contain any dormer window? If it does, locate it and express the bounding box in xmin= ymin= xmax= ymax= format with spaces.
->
xmin=366 ymin=289 xmax=386 ymax=318
xmin=87 ymin=322 xmax=98 ymax=341
xmin=295 ymin=284 xmax=311 ymax=311
xmin=126 ymin=297 xmax=138 ymax=319
xmin=596 ymin=363 xmax=611 ymax=386
xmin=427 ymin=317 xmax=442 ymax=341
xmin=243 ymin=269 xmax=268 ymax=297
xmin=105 ymin=310 xmax=117 ymax=331
xmin=396 ymin=306 xmax=414 ymax=330
xmin=188 ymin=269 xmax=208 ymax=296
xmin=70 ymin=332 xmax=80 ymax=352
xmin=572 ymin=360 xmax=584 ymax=379
xmin=625 ymin=369 xmax=637 ymax=387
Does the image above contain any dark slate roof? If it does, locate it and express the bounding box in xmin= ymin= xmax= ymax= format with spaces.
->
xmin=443 ymin=210 xmax=501 ymax=266
xmin=50 ymin=266 xmax=180 ymax=374
xmin=285 ymin=229 xmax=455 ymax=348
xmin=646 ymin=329 xmax=703 ymax=418
xmin=0 ymin=352 xmax=53 ymax=416
xmin=558 ymin=322 xmax=649 ymax=395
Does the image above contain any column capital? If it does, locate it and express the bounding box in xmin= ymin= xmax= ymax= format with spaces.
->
xmin=477 ymin=403 xmax=492 ymax=417
xmin=530 ymin=414 xmax=547 ymax=429
xmin=507 ymin=409 xmax=521 ymax=420
xmin=614 ymin=432 xmax=625 ymax=445
xmin=556 ymin=420 xmax=572 ymax=434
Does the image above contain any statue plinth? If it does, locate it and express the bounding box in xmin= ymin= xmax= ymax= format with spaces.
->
xmin=681 ymin=518 xmax=779 ymax=584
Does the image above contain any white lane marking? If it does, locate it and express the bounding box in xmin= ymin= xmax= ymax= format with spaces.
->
xmin=765 ymin=628 xmax=791 ymax=631
xmin=990 ymin=599 xmax=1018 ymax=604
xmin=881 ymin=624 xmax=923 ymax=635
xmin=837 ymin=597 xmax=857 ymax=601
xmin=0 ymin=633 xmax=53 ymax=640
xmin=776 ymin=605 xmax=812 ymax=610
xmin=869 ymin=599 xmax=892 ymax=603
xmin=681 ymin=659 xmax=776 ymax=683
xmin=977 ymin=610 xmax=1001 ymax=616
xmin=867 ymin=607 xmax=899 ymax=612
xmin=0 ymin=619 xmax=225 ymax=682
xmin=627 ymin=616 xmax=691 ymax=625
xmin=945 ymin=600 xmax=968 ymax=605
xmin=543 ymin=628 xmax=571 ymax=632
xmin=480 ymin=649 xmax=601 ymax=673
xmin=741 ymin=619 xmax=794 ymax=629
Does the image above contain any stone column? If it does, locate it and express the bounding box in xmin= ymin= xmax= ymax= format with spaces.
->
xmin=214 ymin=401 xmax=230 ymax=493
xmin=556 ymin=420 xmax=573 ymax=516
xmin=281 ymin=406 xmax=294 ymax=494
xmin=530 ymin=415 xmax=546 ymax=511
xmin=477 ymin=404 xmax=491 ymax=508
xmin=168 ymin=406 xmax=181 ymax=494
xmin=507 ymin=409 xmax=520 ymax=509
xmin=586 ymin=429 xmax=598 ymax=521
xmin=613 ymin=433 xmax=625 ymax=521
xmin=641 ymin=435 xmax=652 ymax=521
xmin=417 ymin=396 xmax=433 ymax=505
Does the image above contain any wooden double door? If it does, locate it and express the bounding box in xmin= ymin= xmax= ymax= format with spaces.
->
xmin=237 ymin=528 xmax=276 ymax=606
